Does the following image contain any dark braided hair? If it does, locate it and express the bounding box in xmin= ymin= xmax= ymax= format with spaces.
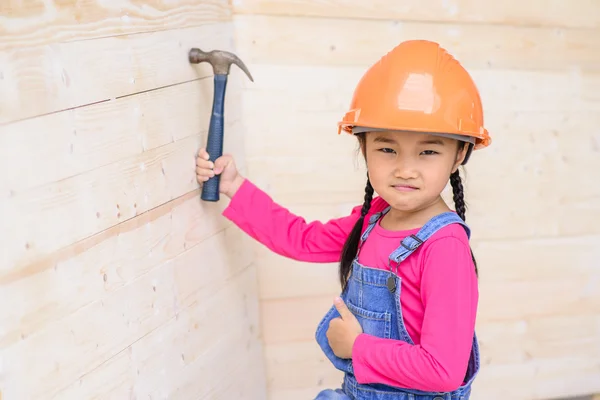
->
xmin=450 ymin=171 xmax=466 ymax=221
xmin=338 ymin=136 xmax=478 ymax=289
xmin=338 ymin=174 xmax=374 ymax=289
xmin=450 ymin=152 xmax=479 ymax=276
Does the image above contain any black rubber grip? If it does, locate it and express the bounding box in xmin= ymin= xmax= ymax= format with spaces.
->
xmin=201 ymin=74 xmax=228 ymax=202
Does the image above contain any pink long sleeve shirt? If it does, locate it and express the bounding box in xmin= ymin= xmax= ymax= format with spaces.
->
xmin=222 ymin=179 xmax=478 ymax=392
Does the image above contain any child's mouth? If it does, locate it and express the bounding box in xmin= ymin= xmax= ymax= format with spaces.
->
xmin=393 ymin=184 xmax=418 ymax=192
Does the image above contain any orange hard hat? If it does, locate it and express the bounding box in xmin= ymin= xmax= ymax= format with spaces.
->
xmin=338 ymin=40 xmax=491 ymax=155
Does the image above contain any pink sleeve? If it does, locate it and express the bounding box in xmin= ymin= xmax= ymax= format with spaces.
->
xmin=222 ymin=179 xmax=367 ymax=263
xmin=351 ymin=236 xmax=479 ymax=392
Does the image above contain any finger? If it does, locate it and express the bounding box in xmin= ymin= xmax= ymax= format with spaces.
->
xmin=195 ymin=165 xmax=213 ymax=175
xmin=197 ymin=147 xmax=210 ymax=161
xmin=196 ymin=173 xmax=209 ymax=183
xmin=213 ymin=156 xmax=230 ymax=175
xmin=326 ymin=318 xmax=340 ymax=337
xmin=196 ymin=157 xmax=214 ymax=170
xmin=196 ymin=166 xmax=214 ymax=178
xmin=333 ymin=297 xmax=352 ymax=321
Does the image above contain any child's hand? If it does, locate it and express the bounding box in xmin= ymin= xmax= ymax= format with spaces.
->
xmin=195 ymin=148 xmax=245 ymax=198
xmin=326 ymin=297 xmax=363 ymax=359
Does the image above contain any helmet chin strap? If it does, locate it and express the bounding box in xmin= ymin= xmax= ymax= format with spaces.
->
xmin=462 ymin=142 xmax=474 ymax=165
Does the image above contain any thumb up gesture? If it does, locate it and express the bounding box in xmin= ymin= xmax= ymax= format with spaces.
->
xmin=326 ymin=297 xmax=363 ymax=359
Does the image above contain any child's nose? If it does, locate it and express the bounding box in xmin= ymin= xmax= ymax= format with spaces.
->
xmin=393 ymin=158 xmax=418 ymax=179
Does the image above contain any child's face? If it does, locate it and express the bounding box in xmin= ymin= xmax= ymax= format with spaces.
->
xmin=363 ymin=130 xmax=467 ymax=214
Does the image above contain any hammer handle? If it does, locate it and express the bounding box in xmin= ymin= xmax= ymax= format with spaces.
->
xmin=201 ymin=74 xmax=228 ymax=202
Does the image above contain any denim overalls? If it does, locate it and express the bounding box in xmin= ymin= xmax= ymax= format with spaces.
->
xmin=314 ymin=207 xmax=480 ymax=400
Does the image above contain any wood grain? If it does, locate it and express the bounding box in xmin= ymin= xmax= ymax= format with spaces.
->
xmin=0 ymin=190 xmax=230 ymax=349
xmin=472 ymin=356 xmax=600 ymax=400
xmin=233 ymin=15 xmax=600 ymax=71
xmin=264 ymin=340 xmax=342 ymax=392
xmin=0 ymin=77 xmax=233 ymax=196
xmin=0 ymin=134 xmax=204 ymax=272
xmin=0 ymin=69 xmax=244 ymax=273
xmin=0 ymin=3 xmax=266 ymax=400
xmin=232 ymin=0 xmax=600 ymax=29
xmin=0 ymin=23 xmax=234 ymax=124
xmin=0 ymin=225 xmax=256 ymax=399
xmin=0 ymin=0 xmax=230 ymax=51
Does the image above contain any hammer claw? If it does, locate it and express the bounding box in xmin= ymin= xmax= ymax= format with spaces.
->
xmin=189 ymin=48 xmax=253 ymax=81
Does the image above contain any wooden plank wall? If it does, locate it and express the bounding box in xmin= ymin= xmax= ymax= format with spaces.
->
xmin=232 ymin=1 xmax=600 ymax=400
xmin=0 ymin=1 xmax=266 ymax=399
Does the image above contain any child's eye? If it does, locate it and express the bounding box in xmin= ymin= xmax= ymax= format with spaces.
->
xmin=378 ymin=148 xmax=396 ymax=154
xmin=421 ymin=150 xmax=439 ymax=155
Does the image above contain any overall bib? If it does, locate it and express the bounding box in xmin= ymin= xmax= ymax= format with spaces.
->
xmin=314 ymin=207 xmax=480 ymax=400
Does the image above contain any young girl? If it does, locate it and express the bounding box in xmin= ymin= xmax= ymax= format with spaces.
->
xmin=196 ymin=40 xmax=492 ymax=400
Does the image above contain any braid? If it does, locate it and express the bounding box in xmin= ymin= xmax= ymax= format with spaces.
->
xmin=450 ymin=170 xmax=466 ymax=221
xmin=361 ymin=179 xmax=374 ymax=217
xmin=450 ymin=169 xmax=478 ymax=276
xmin=339 ymin=175 xmax=374 ymax=289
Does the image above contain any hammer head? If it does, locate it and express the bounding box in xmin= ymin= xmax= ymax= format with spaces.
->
xmin=189 ymin=48 xmax=253 ymax=82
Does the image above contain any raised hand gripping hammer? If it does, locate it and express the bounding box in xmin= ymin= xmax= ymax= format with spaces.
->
xmin=189 ymin=48 xmax=253 ymax=201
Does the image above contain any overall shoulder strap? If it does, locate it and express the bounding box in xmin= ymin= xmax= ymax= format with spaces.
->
xmin=389 ymin=212 xmax=470 ymax=264
xmin=357 ymin=205 xmax=391 ymax=250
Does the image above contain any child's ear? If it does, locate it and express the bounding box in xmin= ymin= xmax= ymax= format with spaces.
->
xmin=453 ymin=142 xmax=469 ymax=172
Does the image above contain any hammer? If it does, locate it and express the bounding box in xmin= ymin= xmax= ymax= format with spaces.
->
xmin=189 ymin=48 xmax=253 ymax=202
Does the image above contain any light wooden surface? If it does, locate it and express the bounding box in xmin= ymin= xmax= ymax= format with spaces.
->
xmin=0 ymin=1 xmax=266 ymax=399
xmin=232 ymin=1 xmax=600 ymax=400
xmin=0 ymin=0 xmax=230 ymax=50
xmin=2 ymin=1 xmax=599 ymax=399
xmin=0 ymin=23 xmax=231 ymax=124
xmin=232 ymin=0 xmax=600 ymax=28
xmin=234 ymin=15 xmax=600 ymax=71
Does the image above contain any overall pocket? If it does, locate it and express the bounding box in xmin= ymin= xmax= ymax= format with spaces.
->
xmin=315 ymin=300 xmax=393 ymax=375
xmin=346 ymin=300 xmax=392 ymax=339
xmin=315 ymin=305 xmax=353 ymax=373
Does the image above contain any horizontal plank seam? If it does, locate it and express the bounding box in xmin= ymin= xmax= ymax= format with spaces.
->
xmin=231 ymin=12 xmax=600 ymax=32
xmin=61 ymin=219 xmax=230 ymax=319
xmin=0 ymin=75 xmax=213 ymax=128
xmin=6 ymin=132 xmax=202 ymax=200
xmin=0 ymin=188 xmax=204 ymax=285
xmin=66 ymin=20 xmax=228 ymax=45
xmin=53 ymin=259 xmax=254 ymax=395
